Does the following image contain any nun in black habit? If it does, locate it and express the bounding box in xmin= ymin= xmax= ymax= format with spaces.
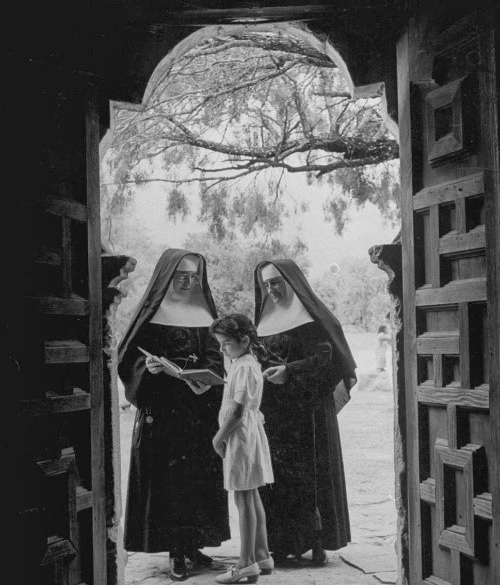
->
xmin=118 ymin=249 xmax=230 ymax=580
xmin=254 ymin=260 xmax=357 ymax=565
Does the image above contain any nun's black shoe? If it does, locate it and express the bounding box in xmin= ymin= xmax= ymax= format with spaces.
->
xmin=169 ymin=557 xmax=189 ymax=581
xmin=311 ymin=549 xmax=328 ymax=567
xmin=186 ymin=550 xmax=213 ymax=568
xmin=186 ymin=550 xmax=226 ymax=571
xmin=272 ymin=552 xmax=295 ymax=565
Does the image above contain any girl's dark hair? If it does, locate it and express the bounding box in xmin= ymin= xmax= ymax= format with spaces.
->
xmin=378 ymin=325 xmax=387 ymax=333
xmin=210 ymin=313 xmax=268 ymax=361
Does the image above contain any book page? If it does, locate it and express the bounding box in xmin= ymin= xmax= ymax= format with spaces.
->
xmin=181 ymin=369 xmax=226 ymax=385
xmin=137 ymin=347 xmax=182 ymax=376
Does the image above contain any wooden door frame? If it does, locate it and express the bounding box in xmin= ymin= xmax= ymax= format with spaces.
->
xmin=397 ymin=14 xmax=500 ymax=584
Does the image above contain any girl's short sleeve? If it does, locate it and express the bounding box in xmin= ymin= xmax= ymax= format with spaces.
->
xmin=232 ymin=363 xmax=261 ymax=406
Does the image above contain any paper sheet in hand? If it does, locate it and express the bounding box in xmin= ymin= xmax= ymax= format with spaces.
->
xmin=138 ymin=347 xmax=226 ymax=385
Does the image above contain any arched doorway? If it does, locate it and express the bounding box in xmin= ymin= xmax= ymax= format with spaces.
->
xmin=100 ymin=19 xmax=403 ymax=585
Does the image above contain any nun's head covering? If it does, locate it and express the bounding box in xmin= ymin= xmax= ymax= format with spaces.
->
xmin=118 ymin=249 xmax=217 ymax=364
xmin=255 ymin=262 xmax=314 ymax=336
xmin=254 ymin=259 xmax=357 ymax=383
xmin=150 ymin=254 xmax=214 ymax=327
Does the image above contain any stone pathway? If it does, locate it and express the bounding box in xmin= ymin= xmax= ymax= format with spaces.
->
xmin=125 ymin=546 xmax=396 ymax=585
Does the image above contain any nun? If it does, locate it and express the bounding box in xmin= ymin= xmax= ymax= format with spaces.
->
xmin=118 ymin=249 xmax=230 ymax=581
xmin=254 ymin=260 xmax=357 ymax=565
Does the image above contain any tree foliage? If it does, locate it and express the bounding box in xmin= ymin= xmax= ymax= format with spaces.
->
xmin=183 ymin=231 xmax=309 ymax=318
xmin=104 ymin=31 xmax=399 ymax=236
xmin=312 ymin=259 xmax=392 ymax=332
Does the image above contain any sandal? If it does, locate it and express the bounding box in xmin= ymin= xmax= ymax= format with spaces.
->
xmin=215 ymin=563 xmax=259 ymax=584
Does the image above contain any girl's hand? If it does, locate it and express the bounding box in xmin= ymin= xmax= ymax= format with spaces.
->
xmin=263 ymin=365 xmax=287 ymax=384
xmin=185 ymin=380 xmax=211 ymax=395
xmin=212 ymin=436 xmax=226 ymax=458
xmin=145 ymin=356 xmax=165 ymax=375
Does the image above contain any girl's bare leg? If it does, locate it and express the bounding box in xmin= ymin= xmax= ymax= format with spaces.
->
xmin=252 ymin=489 xmax=270 ymax=561
xmin=234 ymin=490 xmax=256 ymax=568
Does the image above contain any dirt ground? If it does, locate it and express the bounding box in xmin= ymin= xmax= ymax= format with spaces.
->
xmin=118 ymin=331 xmax=397 ymax=584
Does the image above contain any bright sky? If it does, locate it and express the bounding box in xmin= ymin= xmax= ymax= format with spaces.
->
xmin=130 ymin=171 xmax=399 ymax=279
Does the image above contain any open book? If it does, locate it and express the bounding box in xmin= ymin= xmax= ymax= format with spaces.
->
xmin=138 ymin=347 xmax=226 ymax=385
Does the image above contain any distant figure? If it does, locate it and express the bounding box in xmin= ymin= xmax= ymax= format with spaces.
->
xmin=375 ymin=325 xmax=391 ymax=372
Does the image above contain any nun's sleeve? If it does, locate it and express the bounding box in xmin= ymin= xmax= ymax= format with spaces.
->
xmin=200 ymin=328 xmax=225 ymax=379
xmin=284 ymin=326 xmax=334 ymax=404
xmin=118 ymin=346 xmax=148 ymax=407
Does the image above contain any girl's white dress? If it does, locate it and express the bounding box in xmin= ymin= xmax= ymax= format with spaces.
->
xmin=218 ymin=353 xmax=274 ymax=491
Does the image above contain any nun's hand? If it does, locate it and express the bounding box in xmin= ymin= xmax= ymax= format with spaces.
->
xmin=263 ymin=365 xmax=287 ymax=384
xmin=185 ymin=380 xmax=211 ymax=395
xmin=145 ymin=356 xmax=164 ymax=375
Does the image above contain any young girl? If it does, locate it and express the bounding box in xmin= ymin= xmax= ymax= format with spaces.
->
xmin=210 ymin=314 xmax=274 ymax=584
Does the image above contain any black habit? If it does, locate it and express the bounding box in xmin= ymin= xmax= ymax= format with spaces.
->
xmin=118 ymin=249 xmax=230 ymax=553
xmin=254 ymin=259 xmax=357 ymax=557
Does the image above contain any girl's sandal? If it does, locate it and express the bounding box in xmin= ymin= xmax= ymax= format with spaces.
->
xmin=257 ymin=556 xmax=274 ymax=575
xmin=215 ymin=562 xmax=260 ymax=584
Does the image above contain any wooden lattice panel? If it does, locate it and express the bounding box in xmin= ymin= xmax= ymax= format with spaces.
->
xmin=16 ymin=75 xmax=105 ymax=584
xmin=399 ymin=15 xmax=499 ymax=585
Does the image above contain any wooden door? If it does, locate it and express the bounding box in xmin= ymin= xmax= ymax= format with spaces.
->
xmin=9 ymin=66 xmax=106 ymax=585
xmin=398 ymin=13 xmax=499 ymax=585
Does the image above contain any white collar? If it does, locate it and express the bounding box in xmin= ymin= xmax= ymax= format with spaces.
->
xmin=256 ymin=272 xmax=313 ymax=336
xmin=150 ymin=283 xmax=214 ymax=327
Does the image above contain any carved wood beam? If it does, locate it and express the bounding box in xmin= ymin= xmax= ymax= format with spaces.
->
xmin=369 ymin=242 xmax=402 ymax=304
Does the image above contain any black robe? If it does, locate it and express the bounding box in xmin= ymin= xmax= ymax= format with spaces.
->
xmin=118 ymin=249 xmax=230 ymax=553
xmin=254 ymin=259 xmax=357 ymax=557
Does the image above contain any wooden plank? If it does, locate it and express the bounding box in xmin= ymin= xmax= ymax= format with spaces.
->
xmin=420 ymin=478 xmax=436 ymax=504
xmin=455 ymin=196 xmax=466 ymax=235
xmin=34 ymin=247 xmax=62 ymax=265
xmin=413 ymin=172 xmax=484 ymax=211
xmin=37 ymin=447 xmax=75 ymax=476
xmin=397 ymin=26 xmax=422 ymax=585
xmin=439 ymin=228 xmax=486 ymax=255
xmin=76 ymin=486 xmax=93 ymax=512
xmin=41 ymin=536 xmax=77 ymax=566
xmin=26 ymin=295 xmax=89 ymax=316
xmin=44 ymin=340 xmax=89 ymax=364
xmin=86 ymin=85 xmax=106 ymax=585
xmin=435 ymin=441 xmax=476 ymax=557
xmin=416 ymin=278 xmax=486 ymax=306
xmin=435 ymin=439 xmax=446 ymax=550
xmin=20 ymin=391 xmax=90 ymax=417
xmin=62 ymin=217 xmax=73 ymax=298
xmin=447 ymin=404 xmax=457 ymax=450
xmin=417 ymin=333 xmax=459 ymax=354
xmin=458 ymin=303 xmax=470 ymax=390
xmin=430 ymin=204 xmax=440 ymax=287
xmin=449 ymin=549 xmax=461 ymax=585
xmin=479 ymin=24 xmax=500 ymax=584
xmin=418 ymin=385 xmax=489 ymax=409
xmin=473 ymin=492 xmax=492 ymax=521
xmin=434 ymin=354 xmax=443 ymax=387
xmin=436 ymin=439 xmax=473 ymax=468
xmin=67 ymin=445 xmax=79 ymax=585
xmin=41 ymin=196 xmax=88 ymax=222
